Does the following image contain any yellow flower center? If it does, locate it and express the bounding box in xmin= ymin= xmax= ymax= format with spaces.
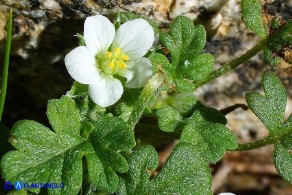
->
xmin=98 ymin=47 xmax=129 ymax=75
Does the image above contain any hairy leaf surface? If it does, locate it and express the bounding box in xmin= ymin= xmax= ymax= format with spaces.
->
xmin=1 ymin=96 xmax=135 ymax=194
xmin=118 ymin=143 xmax=212 ymax=195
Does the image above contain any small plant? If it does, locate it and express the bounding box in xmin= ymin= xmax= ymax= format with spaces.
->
xmin=0 ymin=0 xmax=291 ymax=194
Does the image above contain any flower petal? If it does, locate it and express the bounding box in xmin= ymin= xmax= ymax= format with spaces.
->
xmin=88 ymin=77 xmax=123 ymax=107
xmin=118 ymin=69 xmax=134 ymax=82
xmin=112 ymin=19 xmax=154 ymax=59
xmin=84 ymin=15 xmax=115 ymax=55
xmin=65 ymin=46 xmax=101 ymax=84
xmin=126 ymin=58 xmax=153 ymax=88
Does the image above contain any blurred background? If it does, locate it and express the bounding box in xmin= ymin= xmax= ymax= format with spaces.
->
xmin=0 ymin=0 xmax=292 ymax=194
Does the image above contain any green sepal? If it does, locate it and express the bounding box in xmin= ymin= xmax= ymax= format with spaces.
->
xmin=118 ymin=143 xmax=212 ymax=195
xmin=149 ymin=52 xmax=176 ymax=85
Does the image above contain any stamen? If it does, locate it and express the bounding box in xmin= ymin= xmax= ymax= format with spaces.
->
xmin=121 ymin=54 xmax=129 ymax=61
xmin=108 ymin=61 xmax=115 ymax=68
xmin=105 ymin=52 xmax=112 ymax=58
xmin=114 ymin=47 xmax=121 ymax=55
xmin=118 ymin=61 xmax=127 ymax=69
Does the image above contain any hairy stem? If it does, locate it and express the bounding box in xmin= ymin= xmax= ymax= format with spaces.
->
xmin=127 ymin=73 xmax=164 ymax=130
xmin=194 ymin=38 xmax=268 ymax=89
xmin=232 ymin=130 xmax=292 ymax=151
xmin=0 ymin=10 xmax=12 ymax=122
xmin=234 ymin=136 xmax=277 ymax=151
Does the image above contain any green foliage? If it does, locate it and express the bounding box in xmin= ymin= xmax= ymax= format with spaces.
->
xmin=167 ymin=93 xmax=197 ymax=116
xmin=263 ymin=20 xmax=292 ymax=67
xmin=149 ymin=53 xmax=175 ymax=86
xmin=181 ymin=53 xmax=215 ymax=82
xmin=180 ymin=106 xmax=237 ymax=163
xmin=246 ymin=71 xmax=287 ymax=135
xmin=268 ymin=20 xmax=292 ymax=51
xmin=1 ymin=96 xmax=135 ymax=194
xmin=111 ymin=88 xmax=141 ymax=121
xmin=245 ymin=72 xmax=292 ymax=182
xmin=2 ymin=10 xmax=292 ymax=195
xmin=154 ymin=92 xmax=197 ymax=115
xmin=273 ymin=115 xmax=292 ymax=183
xmin=263 ymin=48 xmax=281 ymax=67
xmin=127 ymin=74 xmax=164 ymax=129
xmin=156 ymin=106 xmax=183 ymax=132
xmin=160 ymin=17 xmax=206 ymax=66
xmin=241 ymin=0 xmax=268 ymax=38
xmin=159 ymin=16 xmax=214 ymax=92
xmin=118 ymin=143 xmax=212 ymax=195
xmin=68 ymin=82 xmax=106 ymax=121
xmin=274 ymin=139 xmax=292 ymax=183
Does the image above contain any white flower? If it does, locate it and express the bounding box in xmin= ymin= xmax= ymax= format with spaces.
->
xmin=218 ymin=193 xmax=236 ymax=195
xmin=65 ymin=15 xmax=154 ymax=107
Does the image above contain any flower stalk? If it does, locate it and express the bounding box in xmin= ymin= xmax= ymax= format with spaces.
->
xmin=194 ymin=38 xmax=268 ymax=89
xmin=127 ymin=73 xmax=164 ymax=130
xmin=0 ymin=10 xmax=12 ymax=122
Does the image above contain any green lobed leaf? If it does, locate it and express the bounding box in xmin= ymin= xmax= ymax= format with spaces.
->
xmin=160 ymin=17 xmax=206 ymax=66
xmin=241 ymin=0 xmax=268 ymax=38
xmin=159 ymin=16 xmax=210 ymax=92
xmin=244 ymin=72 xmax=292 ymax=183
xmin=1 ymin=96 xmax=135 ymax=194
xmin=118 ymin=143 xmax=212 ymax=195
xmin=181 ymin=53 xmax=215 ymax=82
xmin=268 ymin=20 xmax=292 ymax=51
xmin=274 ymin=140 xmax=292 ymax=183
xmin=156 ymin=106 xmax=183 ymax=132
xmin=110 ymin=88 xmax=141 ymax=121
xmin=181 ymin=108 xmax=237 ymax=163
xmin=273 ymin=114 xmax=292 ymax=183
xmin=47 ymin=96 xmax=81 ymax=136
xmin=263 ymin=48 xmax=281 ymax=67
xmin=118 ymin=145 xmax=158 ymax=195
xmin=186 ymin=24 xmax=207 ymax=61
xmin=246 ymin=71 xmax=287 ymax=135
xmin=190 ymin=102 xmax=227 ymax=125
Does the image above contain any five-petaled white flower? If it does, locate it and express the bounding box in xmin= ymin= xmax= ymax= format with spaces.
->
xmin=65 ymin=15 xmax=154 ymax=107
